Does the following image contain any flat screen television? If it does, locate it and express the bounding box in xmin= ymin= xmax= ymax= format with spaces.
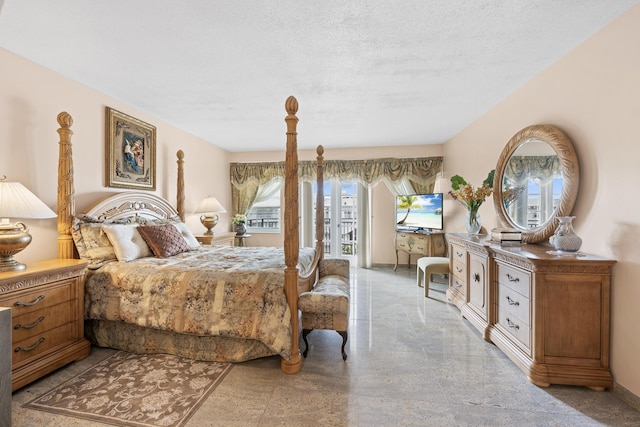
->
xmin=395 ymin=193 xmax=443 ymax=232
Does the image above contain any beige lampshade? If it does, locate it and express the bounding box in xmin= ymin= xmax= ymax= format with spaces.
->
xmin=194 ymin=196 xmax=226 ymax=235
xmin=194 ymin=196 xmax=226 ymax=214
xmin=0 ymin=177 xmax=57 ymax=272
xmin=0 ymin=179 xmax=57 ymax=220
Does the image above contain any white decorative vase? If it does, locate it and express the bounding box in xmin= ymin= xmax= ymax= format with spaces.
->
xmin=465 ymin=210 xmax=481 ymax=235
xmin=549 ymin=216 xmax=582 ymax=252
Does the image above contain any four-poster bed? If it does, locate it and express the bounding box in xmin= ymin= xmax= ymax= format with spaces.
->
xmin=55 ymin=96 xmax=324 ymax=374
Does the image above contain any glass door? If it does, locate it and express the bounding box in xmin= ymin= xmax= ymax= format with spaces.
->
xmin=315 ymin=180 xmax=357 ymax=262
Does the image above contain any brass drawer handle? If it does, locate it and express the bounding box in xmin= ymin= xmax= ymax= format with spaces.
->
xmin=506 ymin=318 xmax=520 ymax=330
xmin=14 ymin=337 xmax=45 ymax=353
xmin=506 ymin=296 xmax=519 ymax=306
xmin=506 ymin=273 xmax=520 ymax=283
xmin=14 ymin=316 xmax=45 ymax=330
xmin=14 ymin=295 xmax=45 ymax=307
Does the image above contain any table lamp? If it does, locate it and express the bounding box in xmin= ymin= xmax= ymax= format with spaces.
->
xmin=194 ymin=196 xmax=226 ymax=235
xmin=0 ymin=176 xmax=57 ymax=272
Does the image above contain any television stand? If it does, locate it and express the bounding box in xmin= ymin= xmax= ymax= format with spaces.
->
xmin=394 ymin=231 xmax=446 ymax=270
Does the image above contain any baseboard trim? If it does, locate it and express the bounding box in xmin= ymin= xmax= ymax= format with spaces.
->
xmin=613 ymin=382 xmax=640 ymax=411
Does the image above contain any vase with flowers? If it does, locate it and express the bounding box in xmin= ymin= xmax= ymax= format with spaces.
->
xmin=232 ymin=214 xmax=247 ymax=236
xmin=449 ymin=170 xmax=495 ymax=235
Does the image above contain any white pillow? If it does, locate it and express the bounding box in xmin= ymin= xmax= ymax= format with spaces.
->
xmin=102 ymin=224 xmax=152 ymax=262
xmin=173 ymin=222 xmax=200 ymax=249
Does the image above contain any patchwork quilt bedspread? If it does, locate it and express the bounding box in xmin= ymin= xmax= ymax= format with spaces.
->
xmin=84 ymin=246 xmax=316 ymax=359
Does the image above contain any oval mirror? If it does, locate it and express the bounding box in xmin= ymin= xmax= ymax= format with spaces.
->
xmin=493 ymin=125 xmax=579 ymax=243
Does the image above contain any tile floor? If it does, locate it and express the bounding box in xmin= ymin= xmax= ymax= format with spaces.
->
xmin=11 ymin=265 xmax=640 ymax=426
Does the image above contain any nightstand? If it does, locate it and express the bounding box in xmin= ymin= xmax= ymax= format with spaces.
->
xmin=196 ymin=231 xmax=235 ymax=247
xmin=235 ymin=234 xmax=252 ymax=247
xmin=0 ymin=259 xmax=91 ymax=391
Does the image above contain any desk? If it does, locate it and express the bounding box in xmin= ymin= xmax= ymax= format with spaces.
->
xmin=394 ymin=231 xmax=446 ymax=270
xmin=235 ymin=234 xmax=251 ymax=247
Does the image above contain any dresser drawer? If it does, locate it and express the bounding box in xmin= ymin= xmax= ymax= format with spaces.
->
xmin=12 ymin=322 xmax=76 ymax=366
xmin=498 ymin=306 xmax=531 ymax=353
xmin=497 ymin=263 xmax=531 ymax=298
xmin=498 ymin=283 xmax=530 ymax=324
xmin=12 ymin=301 xmax=74 ymax=343
xmin=451 ymin=244 xmax=466 ymax=265
xmin=1 ymin=280 xmax=73 ymax=317
xmin=452 ymin=259 xmax=466 ymax=280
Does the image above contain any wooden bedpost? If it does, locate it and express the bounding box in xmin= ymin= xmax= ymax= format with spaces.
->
xmin=57 ymin=112 xmax=76 ymax=259
xmin=316 ymin=145 xmax=324 ymax=259
xmin=176 ymin=150 xmax=185 ymax=221
xmin=281 ymin=96 xmax=302 ymax=374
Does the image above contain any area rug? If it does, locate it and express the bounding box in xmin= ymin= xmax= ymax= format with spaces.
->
xmin=24 ymin=351 xmax=233 ymax=427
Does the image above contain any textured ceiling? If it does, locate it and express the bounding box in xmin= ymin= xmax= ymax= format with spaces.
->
xmin=0 ymin=1 xmax=637 ymax=151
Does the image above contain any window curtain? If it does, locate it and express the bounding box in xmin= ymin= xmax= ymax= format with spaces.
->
xmin=231 ymin=157 xmax=443 ymax=267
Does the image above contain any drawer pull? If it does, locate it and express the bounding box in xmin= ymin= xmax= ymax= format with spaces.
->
xmin=456 ymin=251 xmax=463 ymax=258
xmin=454 ymin=280 xmax=462 ymax=289
xmin=14 ymin=295 xmax=45 ymax=307
xmin=472 ymin=273 xmax=480 ymax=282
xmin=456 ymin=266 xmax=463 ymax=273
xmin=14 ymin=337 xmax=45 ymax=353
xmin=14 ymin=316 xmax=45 ymax=330
xmin=506 ymin=274 xmax=520 ymax=283
xmin=506 ymin=318 xmax=520 ymax=330
xmin=506 ymin=296 xmax=519 ymax=306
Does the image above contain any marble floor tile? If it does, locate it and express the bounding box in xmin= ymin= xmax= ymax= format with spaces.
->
xmin=11 ymin=264 xmax=640 ymax=426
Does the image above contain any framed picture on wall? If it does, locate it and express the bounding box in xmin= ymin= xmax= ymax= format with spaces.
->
xmin=105 ymin=107 xmax=156 ymax=190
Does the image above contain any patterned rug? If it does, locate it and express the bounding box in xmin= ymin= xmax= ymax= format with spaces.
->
xmin=24 ymin=351 xmax=233 ymax=427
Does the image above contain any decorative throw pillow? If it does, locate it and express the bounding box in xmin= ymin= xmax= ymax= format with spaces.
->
xmin=70 ymin=220 xmax=117 ymax=264
xmin=172 ymin=222 xmax=201 ymax=249
xmin=137 ymin=224 xmax=191 ymax=258
xmin=102 ymin=224 xmax=152 ymax=262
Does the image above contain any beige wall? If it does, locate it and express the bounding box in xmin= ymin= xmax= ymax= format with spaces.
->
xmin=0 ymin=48 xmax=232 ymax=262
xmin=444 ymin=4 xmax=640 ymax=397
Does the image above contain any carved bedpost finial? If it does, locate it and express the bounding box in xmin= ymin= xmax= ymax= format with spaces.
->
xmin=57 ymin=111 xmax=73 ymax=128
xmin=285 ymin=96 xmax=298 ymax=114
xmin=316 ymin=145 xmax=324 ymax=157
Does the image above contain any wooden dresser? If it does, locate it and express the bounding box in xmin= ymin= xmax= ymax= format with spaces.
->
xmin=447 ymin=233 xmax=616 ymax=390
xmin=0 ymin=259 xmax=90 ymax=391
xmin=394 ymin=231 xmax=446 ymax=270
xmin=196 ymin=231 xmax=235 ymax=247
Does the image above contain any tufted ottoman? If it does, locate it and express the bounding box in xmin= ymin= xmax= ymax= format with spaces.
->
xmin=298 ymin=258 xmax=350 ymax=360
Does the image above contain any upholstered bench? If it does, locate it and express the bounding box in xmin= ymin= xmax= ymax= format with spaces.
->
xmin=298 ymin=258 xmax=350 ymax=360
xmin=417 ymin=256 xmax=449 ymax=298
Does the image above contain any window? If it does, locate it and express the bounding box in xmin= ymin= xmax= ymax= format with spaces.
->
xmin=246 ymin=180 xmax=282 ymax=233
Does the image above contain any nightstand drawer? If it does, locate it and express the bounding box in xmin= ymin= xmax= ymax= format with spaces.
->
xmin=1 ymin=280 xmax=73 ymax=317
xmin=12 ymin=301 xmax=74 ymax=343
xmin=12 ymin=322 xmax=76 ymax=366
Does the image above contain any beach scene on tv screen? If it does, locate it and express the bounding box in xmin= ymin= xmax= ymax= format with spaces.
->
xmin=396 ymin=194 xmax=443 ymax=229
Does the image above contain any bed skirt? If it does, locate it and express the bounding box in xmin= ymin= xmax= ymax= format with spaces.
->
xmin=85 ymin=320 xmax=278 ymax=363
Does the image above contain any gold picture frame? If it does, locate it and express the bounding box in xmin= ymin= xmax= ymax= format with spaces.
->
xmin=105 ymin=107 xmax=156 ymax=190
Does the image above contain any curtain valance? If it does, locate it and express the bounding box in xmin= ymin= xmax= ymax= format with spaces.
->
xmin=231 ymin=157 xmax=443 ymax=189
